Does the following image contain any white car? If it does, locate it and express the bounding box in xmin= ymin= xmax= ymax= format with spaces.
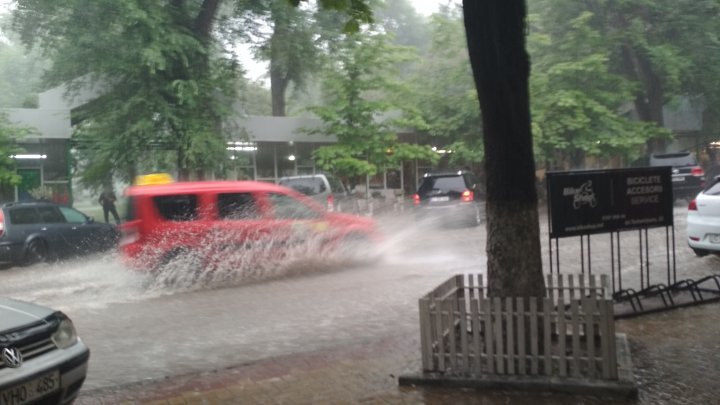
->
xmin=0 ymin=297 xmax=89 ymax=404
xmin=687 ymin=176 xmax=720 ymax=256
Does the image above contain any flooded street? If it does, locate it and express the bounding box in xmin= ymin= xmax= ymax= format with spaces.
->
xmin=0 ymin=213 xmax=486 ymax=390
xmin=1 ymin=207 xmax=719 ymax=403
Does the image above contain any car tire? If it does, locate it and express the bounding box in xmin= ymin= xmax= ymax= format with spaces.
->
xmin=25 ymin=239 xmax=48 ymax=264
xmin=155 ymin=247 xmax=206 ymax=288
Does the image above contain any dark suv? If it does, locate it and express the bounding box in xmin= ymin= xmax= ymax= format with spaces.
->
xmin=412 ymin=170 xmax=485 ymax=226
xmin=0 ymin=201 xmax=119 ymax=266
xmin=648 ymin=152 xmax=705 ymax=201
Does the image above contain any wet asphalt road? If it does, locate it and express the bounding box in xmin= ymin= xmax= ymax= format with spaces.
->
xmin=0 ymin=205 xmax=718 ymax=394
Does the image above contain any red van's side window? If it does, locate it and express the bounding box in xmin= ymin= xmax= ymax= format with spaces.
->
xmin=218 ymin=193 xmax=259 ymax=220
xmin=153 ymin=195 xmax=198 ymax=221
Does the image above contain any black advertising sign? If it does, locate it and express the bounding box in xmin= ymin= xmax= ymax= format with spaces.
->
xmin=546 ymin=167 xmax=673 ymax=238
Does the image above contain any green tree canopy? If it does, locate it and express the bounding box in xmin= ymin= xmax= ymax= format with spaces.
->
xmin=10 ymin=0 xmax=375 ymax=187
xmin=527 ymin=7 xmax=671 ymax=168
xmin=0 ymin=112 xmax=31 ymax=187
xmin=308 ymin=30 xmax=437 ymax=179
xmin=405 ymin=8 xmax=483 ymax=169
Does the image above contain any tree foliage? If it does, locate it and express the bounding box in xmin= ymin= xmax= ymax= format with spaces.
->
xmin=233 ymin=0 xmax=324 ymax=116
xmin=308 ymin=30 xmax=437 ymax=178
xmin=0 ymin=113 xmax=30 ymax=186
xmin=527 ymin=7 xmax=671 ymax=168
xmin=12 ymin=0 xmax=237 ymax=185
xmin=539 ymin=0 xmax=720 ymax=153
xmin=405 ymin=8 xmax=483 ymax=169
xmin=9 ymin=0 xmax=377 ymax=187
xmin=0 ymin=20 xmax=48 ymax=108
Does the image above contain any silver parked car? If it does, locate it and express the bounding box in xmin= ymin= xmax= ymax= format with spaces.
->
xmin=0 ymin=297 xmax=89 ymax=404
xmin=278 ymin=174 xmax=356 ymax=212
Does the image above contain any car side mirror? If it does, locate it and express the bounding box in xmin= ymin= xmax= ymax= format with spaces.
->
xmin=87 ymin=216 xmax=95 ymax=224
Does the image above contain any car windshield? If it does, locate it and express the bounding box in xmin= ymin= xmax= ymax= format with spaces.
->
xmin=650 ymin=153 xmax=697 ymax=167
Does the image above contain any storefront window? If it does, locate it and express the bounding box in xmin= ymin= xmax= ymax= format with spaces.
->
xmin=276 ymin=142 xmax=295 ymax=177
xmin=255 ymin=143 xmax=276 ymax=179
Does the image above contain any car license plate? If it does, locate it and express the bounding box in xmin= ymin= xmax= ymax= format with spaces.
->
xmin=430 ymin=196 xmax=450 ymax=202
xmin=709 ymin=234 xmax=720 ymax=244
xmin=671 ymin=176 xmax=684 ymax=182
xmin=0 ymin=370 xmax=59 ymax=405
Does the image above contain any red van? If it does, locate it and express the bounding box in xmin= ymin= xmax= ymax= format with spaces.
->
xmin=119 ymin=178 xmax=379 ymax=271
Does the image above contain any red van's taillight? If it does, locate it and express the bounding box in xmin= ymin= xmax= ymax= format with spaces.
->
xmin=412 ymin=193 xmax=420 ymax=206
xmin=327 ymin=194 xmax=334 ymax=212
xmin=691 ymin=166 xmax=704 ymax=177
xmin=461 ymin=190 xmax=473 ymax=202
xmin=688 ymin=199 xmax=698 ymax=211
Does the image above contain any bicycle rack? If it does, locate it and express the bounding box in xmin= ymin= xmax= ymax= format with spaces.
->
xmin=613 ymin=276 xmax=720 ymax=319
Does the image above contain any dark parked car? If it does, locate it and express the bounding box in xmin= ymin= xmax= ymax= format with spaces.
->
xmin=412 ymin=170 xmax=485 ymax=226
xmin=648 ymin=152 xmax=705 ymax=201
xmin=0 ymin=201 xmax=119 ymax=266
xmin=0 ymin=296 xmax=89 ymax=405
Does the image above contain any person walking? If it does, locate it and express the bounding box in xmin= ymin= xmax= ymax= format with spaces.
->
xmin=98 ymin=189 xmax=120 ymax=224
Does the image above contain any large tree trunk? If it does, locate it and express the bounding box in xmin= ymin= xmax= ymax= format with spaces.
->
xmin=463 ymin=1 xmax=546 ymax=299
xmin=621 ymin=44 xmax=666 ymax=153
xmin=270 ymin=66 xmax=288 ymax=116
xmin=269 ymin=13 xmax=289 ymax=117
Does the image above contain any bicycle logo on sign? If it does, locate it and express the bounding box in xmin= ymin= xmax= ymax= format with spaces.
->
xmin=571 ymin=180 xmax=597 ymax=209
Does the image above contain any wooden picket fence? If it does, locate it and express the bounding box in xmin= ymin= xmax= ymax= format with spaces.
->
xmin=419 ymin=273 xmax=618 ymax=380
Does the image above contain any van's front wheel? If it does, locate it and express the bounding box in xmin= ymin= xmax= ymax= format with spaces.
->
xmin=154 ymin=247 xmax=206 ymax=288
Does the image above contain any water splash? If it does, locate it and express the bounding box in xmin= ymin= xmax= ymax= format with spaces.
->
xmin=138 ymin=229 xmax=383 ymax=293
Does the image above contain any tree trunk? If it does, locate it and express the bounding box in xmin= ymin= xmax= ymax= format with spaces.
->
xmin=271 ymin=66 xmax=288 ymax=116
xmin=270 ymin=9 xmax=289 ymax=117
xmin=194 ymin=0 xmax=221 ymax=40
xmin=621 ymin=44 xmax=666 ymax=153
xmin=463 ymin=0 xmax=546 ymax=299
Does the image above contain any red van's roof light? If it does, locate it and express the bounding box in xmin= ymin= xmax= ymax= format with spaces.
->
xmin=134 ymin=173 xmax=174 ymax=186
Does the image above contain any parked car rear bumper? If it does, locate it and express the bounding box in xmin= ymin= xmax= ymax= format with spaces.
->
xmin=687 ymin=215 xmax=720 ymax=252
xmin=415 ymin=202 xmax=480 ymax=223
